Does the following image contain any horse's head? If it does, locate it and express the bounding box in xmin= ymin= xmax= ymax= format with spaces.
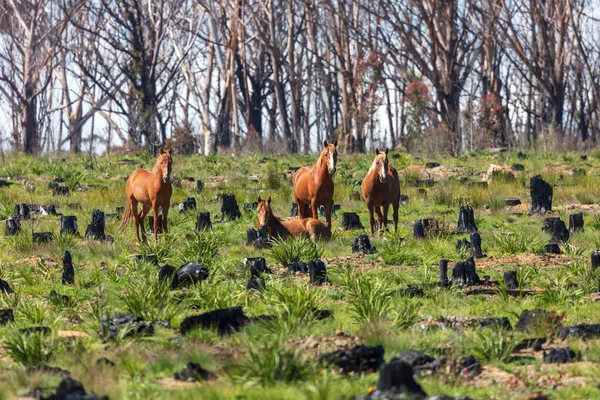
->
xmin=320 ymin=140 xmax=338 ymax=175
xmin=158 ymin=147 xmax=173 ymax=183
xmin=372 ymin=148 xmax=389 ymax=183
xmin=256 ymin=196 xmax=272 ymax=230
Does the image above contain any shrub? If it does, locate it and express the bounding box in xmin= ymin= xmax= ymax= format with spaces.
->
xmin=179 ymin=231 xmax=222 ymax=267
xmin=270 ymin=236 xmax=323 ymax=265
xmin=5 ymin=331 xmax=58 ymax=367
xmin=469 ymin=328 xmax=520 ymax=362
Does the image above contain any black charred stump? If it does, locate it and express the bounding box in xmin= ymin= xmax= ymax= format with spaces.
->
xmin=220 ymin=194 xmax=241 ymax=221
xmin=454 ymin=205 xmax=477 ymax=233
xmin=544 ymin=243 xmax=561 ymax=254
xmin=321 ymin=344 xmax=384 ymax=375
xmin=569 ymin=213 xmax=584 ymax=233
xmin=399 ymin=194 xmax=409 ymax=204
xmin=247 ymin=276 xmax=265 ymax=291
xmin=479 ymin=317 xmax=512 ymax=330
xmin=288 ymin=261 xmax=308 ymax=273
xmin=470 ymin=232 xmax=485 ymax=258
xmin=372 ymin=360 xmax=427 ymax=398
xmin=393 ymin=350 xmax=435 ymax=370
xmin=456 ymin=238 xmax=471 ymax=254
xmin=60 ymin=216 xmax=78 ymax=235
xmin=101 ymin=313 xmax=156 ymax=339
xmin=592 ymin=251 xmax=600 ymax=270
xmin=352 ymin=235 xmax=375 ymax=254
xmin=13 ymin=204 xmax=30 ymax=219
xmin=504 ymin=271 xmax=519 ymax=290
xmin=246 ymin=228 xmax=269 ymax=248
xmin=505 ymin=198 xmax=521 ymax=207
xmin=543 ymin=348 xmax=578 ymax=364
xmin=85 ymin=209 xmax=106 ymax=241
xmin=40 ymin=205 xmax=57 ymax=215
xmin=174 ymin=362 xmax=214 ymax=382
xmin=308 ymin=259 xmax=327 ymax=285
xmin=0 ymin=309 xmax=14 ymax=325
xmin=543 ymin=217 xmax=569 ymax=243
xmin=62 ymin=251 xmax=74 ymax=285
xmin=171 ymin=263 xmax=209 ymax=289
xmin=5 ymin=217 xmax=20 ymax=236
xmin=243 ymin=257 xmax=272 ymax=277
xmin=53 ymin=185 xmax=70 ymax=196
xmin=196 ymin=180 xmax=203 ymax=194
xmin=414 ymin=220 xmax=425 ymax=239
xmin=517 ymin=151 xmax=527 ymax=159
xmin=342 ymin=212 xmax=363 ymax=230
xmin=43 ymin=377 xmax=108 ymax=400
xmin=290 ymin=202 xmax=299 ymax=217
xmin=425 ymin=162 xmax=440 ymax=169
xmin=0 ymin=279 xmax=13 ymax=294
xmin=196 ymin=212 xmax=212 ymax=231
xmin=116 ymin=206 xmax=125 ymax=214
xmin=319 ymin=204 xmax=341 ymax=216
xmin=511 ymin=163 xmax=525 ymax=171
xmin=439 ymin=259 xmax=449 ymax=286
xmin=530 ymin=175 xmax=553 ymax=214
xmin=148 ymin=215 xmax=163 ymax=234
xmin=180 ymin=307 xmax=256 ymax=335
xmin=452 ymin=257 xmax=480 ymax=286
xmin=558 ymin=324 xmax=600 ymax=340
xmin=33 ymin=232 xmax=52 ymax=244
xmin=457 ymin=355 xmax=482 ymax=378
xmin=179 ymin=197 xmax=197 ymax=213
xmin=243 ymin=202 xmax=258 ymax=212
xmin=158 ymin=265 xmax=176 ymax=285
xmin=134 ymin=254 xmax=159 ymax=266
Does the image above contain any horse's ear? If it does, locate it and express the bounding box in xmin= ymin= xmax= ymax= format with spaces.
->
xmin=257 ymin=196 xmax=262 ymax=202
xmin=375 ymin=148 xmax=380 ymax=155
xmin=323 ymin=140 xmax=328 ymax=148
xmin=333 ymin=139 xmax=338 ymax=147
xmin=159 ymin=147 xmax=165 ymax=154
xmin=167 ymin=147 xmax=172 ymax=154
xmin=267 ymin=196 xmax=272 ymax=204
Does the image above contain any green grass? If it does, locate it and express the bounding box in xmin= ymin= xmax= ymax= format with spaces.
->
xmin=0 ymin=150 xmax=600 ymax=398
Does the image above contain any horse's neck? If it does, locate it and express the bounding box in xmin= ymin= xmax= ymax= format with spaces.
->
xmin=366 ymin=163 xmax=379 ymax=183
xmin=313 ymin=157 xmax=332 ymax=182
xmin=267 ymin=214 xmax=288 ymax=235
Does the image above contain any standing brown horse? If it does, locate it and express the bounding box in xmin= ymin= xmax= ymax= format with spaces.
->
xmin=120 ymin=148 xmax=173 ymax=243
xmin=362 ymin=148 xmax=400 ymax=235
xmin=257 ymin=196 xmax=331 ymax=242
xmin=293 ymin=140 xmax=338 ymax=228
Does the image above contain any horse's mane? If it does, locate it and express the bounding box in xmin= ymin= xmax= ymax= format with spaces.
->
xmin=152 ymin=154 xmax=168 ymax=174
xmin=315 ymin=148 xmax=327 ymax=170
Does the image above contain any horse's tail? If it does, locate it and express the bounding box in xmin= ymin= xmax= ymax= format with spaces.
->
xmin=392 ymin=168 xmax=400 ymax=188
xmin=119 ymin=201 xmax=133 ymax=233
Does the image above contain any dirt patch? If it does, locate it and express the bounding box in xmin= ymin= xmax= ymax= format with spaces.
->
xmin=471 ymin=364 xmax=521 ymax=388
xmin=58 ymin=330 xmax=90 ymax=338
xmin=399 ymin=165 xmax=464 ymax=180
xmin=472 ymin=253 xmax=574 ymax=271
xmin=14 ymin=256 xmax=58 ymax=267
xmin=560 ymin=203 xmax=600 ymax=213
xmin=288 ymin=331 xmax=362 ymax=358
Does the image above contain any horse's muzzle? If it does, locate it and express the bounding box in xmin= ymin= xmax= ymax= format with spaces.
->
xmin=329 ymin=167 xmax=336 ymax=175
xmin=163 ymin=176 xmax=171 ymax=183
xmin=379 ymin=176 xmax=387 ymax=183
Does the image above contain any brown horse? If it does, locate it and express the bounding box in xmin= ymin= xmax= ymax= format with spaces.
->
xmin=257 ymin=196 xmax=331 ymax=242
xmin=120 ymin=148 xmax=173 ymax=243
xmin=293 ymin=140 xmax=338 ymax=228
xmin=362 ymin=148 xmax=400 ymax=235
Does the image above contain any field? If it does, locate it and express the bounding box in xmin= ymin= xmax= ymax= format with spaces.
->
xmin=2 ymin=149 xmax=600 ymax=399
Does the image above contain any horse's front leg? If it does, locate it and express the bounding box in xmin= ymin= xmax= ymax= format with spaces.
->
xmin=367 ymin=203 xmax=375 ymax=235
xmin=324 ymin=202 xmax=333 ymax=229
xmin=374 ymin=207 xmax=384 ymax=234
xmin=162 ymin=203 xmax=169 ymax=240
xmin=310 ymin=198 xmax=319 ymax=220
xmin=381 ymin=204 xmax=390 ymax=235
xmin=139 ymin=204 xmax=151 ymax=243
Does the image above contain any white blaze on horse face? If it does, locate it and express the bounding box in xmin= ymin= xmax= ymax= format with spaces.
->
xmin=381 ymin=162 xmax=387 ymax=182
xmin=329 ymin=152 xmax=335 ymax=174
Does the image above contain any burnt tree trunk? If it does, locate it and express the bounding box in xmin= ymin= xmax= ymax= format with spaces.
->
xmin=60 ymin=216 xmax=78 ymax=235
xmin=308 ymin=260 xmax=327 ymax=285
xmin=5 ymin=217 xmax=20 ymax=236
xmin=455 ymin=206 xmax=477 ymax=233
xmin=470 ymin=232 xmax=485 ymax=258
xmin=504 ymin=271 xmax=519 ymax=290
xmin=439 ymin=259 xmax=449 ymax=286
xmin=530 ymin=176 xmax=553 ymax=214
xmin=341 ymin=213 xmax=363 ymax=230
xmin=452 ymin=257 xmax=480 ymax=286
xmin=414 ymin=220 xmax=425 ymax=239
xmin=569 ymin=213 xmax=584 ymax=233
xmin=196 ymin=212 xmax=212 ymax=231
xmin=148 ymin=216 xmax=163 ymax=233
xmin=591 ymin=251 xmax=600 ymax=270
xmin=221 ymin=194 xmax=241 ymax=221
xmin=543 ymin=218 xmax=569 ymax=243
xmin=85 ymin=209 xmax=105 ymax=240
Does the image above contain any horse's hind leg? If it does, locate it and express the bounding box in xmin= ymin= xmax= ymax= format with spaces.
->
xmin=130 ymin=199 xmax=141 ymax=244
xmin=139 ymin=204 xmax=151 ymax=242
xmin=152 ymin=203 xmax=160 ymax=241
xmin=392 ymin=198 xmax=399 ymax=233
xmin=162 ymin=203 xmax=169 ymax=240
xmin=381 ymin=205 xmax=389 ymax=234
